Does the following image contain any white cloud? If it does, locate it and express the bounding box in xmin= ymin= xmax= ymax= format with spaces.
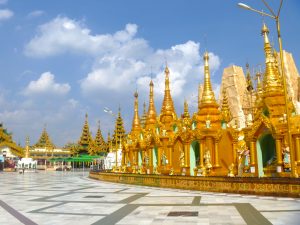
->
xmin=23 ymin=72 xmax=70 ymax=96
xmin=23 ymin=16 xmax=222 ymax=143
xmin=24 ymin=16 xmax=139 ymax=57
xmin=27 ymin=10 xmax=44 ymax=18
xmin=24 ymin=16 xmax=220 ymax=98
xmin=0 ymin=9 xmax=13 ymax=21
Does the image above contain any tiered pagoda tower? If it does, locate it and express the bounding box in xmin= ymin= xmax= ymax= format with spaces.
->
xmin=159 ymin=65 xmax=177 ymax=129
xmin=196 ymin=52 xmax=221 ymax=129
xmin=221 ymin=88 xmax=232 ymax=125
xmin=145 ymin=80 xmax=157 ymax=130
xmin=140 ymin=102 xmax=147 ymax=128
xmin=94 ymin=121 xmax=108 ymax=154
xmin=112 ymin=107 xmax=126 ymax=149
xmin=78 ymin=113 xmax=92 ymax=155
xmin=35 ymin=126 xmax=55 ymax=149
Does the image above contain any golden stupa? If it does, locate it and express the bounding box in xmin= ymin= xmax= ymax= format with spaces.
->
xmin=105 ymin=23 xmax=300 ymax=179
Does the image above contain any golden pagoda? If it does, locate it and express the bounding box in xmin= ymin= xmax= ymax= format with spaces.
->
xmin=34 ymin=126 xmax=55 ymax=149
xmin=94 ymin=121 xmax=108 ymax=154
xmin=77 ymin=113 xmax=93 ymax=155
xmin=221 ymin=88 xmax=232 ymax=125
xmin=0 ymin=123 xmax=24 ymax=157
xmin=106 ymin=23 xmax=300 ymax=179
xmin=112 ymin=107 xmax=126 ymax=148
xmin=140 ymin=102 xmax=147 ymax=128
xmin=145 ymin=79 xmax=157 ymax=130
xmin=159 ymin=65 xmax=177 ymax=128
xmin=242 ymin=23 xmax=300 ymax=177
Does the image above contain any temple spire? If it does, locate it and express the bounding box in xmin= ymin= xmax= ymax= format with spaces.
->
xmin=140 ymin=101 xmax=147 ymax=128
xmin=160 ymin=64 xmax=176 ymax=123
xmin=197 ymin=50 xmax=220 ymax=129
xmin=261 ymin=23 xmax=282 ymax=93
xmin=200 ymin=52 xmax=217 ymax=106
xmin=78 ymin=113 xmax=92 ymax=154
xmin=131 ymin=91 xmax=141 ymax=132
xmin=146 ymin=79 xmax=157 ymax=127
xmin=25 ymin=136 xmax=30 ymax=158
xmin=183 ymin=99 xmax=190 ymax=118
xmin=113 ymin=107 xmax=126 ymax=148
xmin=221 ymin=88 xmax=231 ymax=123
xmin=94 ymin=120 xmax=107 ymax=154
xmin=35 ymin=126 xmax=54 ymax=149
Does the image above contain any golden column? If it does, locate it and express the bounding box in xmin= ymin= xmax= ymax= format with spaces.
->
xmin=149 ymin=148 xmax=153 ymax=167
xmin=184 ymin=143 xmax=189 ymax=167
xmin=199 ymin=140 xmax=204 ymax=167
xmin=25 ymin=136 xmax=30 ymax=158
xmin=214 ymin=140 xmax=220 ymax=167
xmin=232 ymin=141 xmax=238 ymax=171
xmin=249 ymin=140 xmax=256 ymax=174
xmin=295 ymin=137 xmax=300 ymax=163
xmin=275 ymin=138 xmax=283 ymax=171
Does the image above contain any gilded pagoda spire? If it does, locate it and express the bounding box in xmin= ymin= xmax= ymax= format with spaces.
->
xmin=197 ymin=51 xmax=220 ymax=129
xmin=182 ymin=99 xmax=191 ymax=126
xmin=146 ymin=79 xmax=157 ymax=127
xmin=78 ymin=113 xmax=92 ymax=154
xmin=160 ymin=64 xmax=176 ymax=123
xmin=131 ymin=91 xmax=141 ymax=133
xmin=25 ymin=136 xmax=30 ymax=158
xmin=113 ymin=107 xmax=126 ymax=148
xmin=261 ymin=23 xmax=282 ymax=93
xmin=140 ymin=101 xmax=147 ymax=128
xmin=221 ymin=88 xmax=231 ymax=123
xmin=183 ymin=99 xmax=190 ymax=118
xmin=94 ymin=120 xmax=107 ymax=153
xmin=200 ymin=52 xmax=217 ymax=106
xmin=35 ymin=125 xmax=54 ymax=148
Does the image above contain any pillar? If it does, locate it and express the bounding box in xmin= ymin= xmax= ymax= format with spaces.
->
xmin=214 ymin=140 xmax=220 ymax=167
xmin=250 ymin=141 xmax=256 ymax=165
xmin=149 ymin=148 xmax=153 ymax=167
xmin=250 ymin=140 xmax=256 ymax=174
xmin=275 ymin=138 xmax=283 ymax=173
xmin=232 ymin=141 xmax=238 ymax=175
xmin=157 ymin=148 xmax=162 ymax=167
xmin=295 ymin=136 xmax=300 ymax=163
xmin=168 ymin=147 xmax=172 ymax=167
xmin=184 ymin=143 xmax=189 ymax=167
xmin=199 ymin=139 xmax=204 ymax=167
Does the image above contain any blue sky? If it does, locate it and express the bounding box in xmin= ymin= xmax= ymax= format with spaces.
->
xmin=0 ymin=0 xmax=299 ymax=147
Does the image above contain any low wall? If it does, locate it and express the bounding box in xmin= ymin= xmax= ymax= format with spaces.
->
xmin=89 ymin=172 xmax=300 ymax=197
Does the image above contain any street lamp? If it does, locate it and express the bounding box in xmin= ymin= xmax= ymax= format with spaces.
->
xmin=238 ymin=0 xmax=297 ymax=177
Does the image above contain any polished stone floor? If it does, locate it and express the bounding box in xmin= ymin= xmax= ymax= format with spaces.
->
xmin=0 ymin=171 xmax=299 ymax=225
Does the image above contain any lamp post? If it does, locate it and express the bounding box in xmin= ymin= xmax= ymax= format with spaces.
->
xmin=238 ymin=0 xmax=297 ymax=177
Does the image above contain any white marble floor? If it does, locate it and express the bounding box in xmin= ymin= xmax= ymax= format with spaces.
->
xmin=0 ymin=171 xmax=299 ymax=225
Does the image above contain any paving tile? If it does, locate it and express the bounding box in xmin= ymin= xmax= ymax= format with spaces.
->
xmin=0 ymin=171 xmax=299 ymax=225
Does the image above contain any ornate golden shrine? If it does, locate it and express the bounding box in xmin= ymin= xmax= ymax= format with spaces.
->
xmin=0 ymin=123 xmax=24 ymax=157
xmin=108 ymin=23 xmax=300 ymax=178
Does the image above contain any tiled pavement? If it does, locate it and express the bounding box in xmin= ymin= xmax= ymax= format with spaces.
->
xmin=0 ymin=171 xmax=299 ymax=225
